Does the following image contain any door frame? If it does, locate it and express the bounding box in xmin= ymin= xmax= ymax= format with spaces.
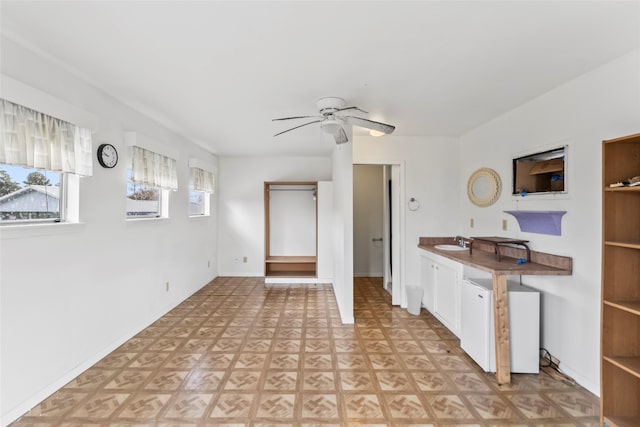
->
xmin=353 ymin=160 xmax=406 ymax=306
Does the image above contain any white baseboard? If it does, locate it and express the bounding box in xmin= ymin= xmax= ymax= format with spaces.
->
xmin=555 ymin=364 xmax=599 ymax=397
xmin=265 ymin=277 xmax=332 ymax=284
xmin=217 ymin=272 xmax=264 ymax=277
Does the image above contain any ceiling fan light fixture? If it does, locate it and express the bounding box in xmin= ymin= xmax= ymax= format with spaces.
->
xmin=369 ymin=129 xmax=385 ymax=137
xmin=320 ymin=119 xmax=342 ymax=135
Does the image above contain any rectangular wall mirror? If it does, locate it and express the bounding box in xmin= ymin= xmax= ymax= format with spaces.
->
xmin=512 ymin=146 xmax=567 ymax=195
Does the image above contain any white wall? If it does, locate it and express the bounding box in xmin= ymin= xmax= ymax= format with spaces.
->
xmin=332 ymin=143 xmax=354 ymax=323
xmin=353 ymin=136 xmax=462 ymax=304
xmin=216 ymin=156 xmax=331 ymax=276
xmin=0 ymin=37 xmax=218 ymax=424
xmin=269 ymin=187 xmax=316 ymax=256
xmin=458 ymin=49 xmax=640 ymax=395
xmin=316 ymin=181 xmax=334 ymax=281
xmin=353 ymin=165 xmax=384 ymax=277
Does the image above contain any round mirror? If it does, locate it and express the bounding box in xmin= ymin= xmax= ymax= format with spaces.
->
xmin=467 ymin=168 xmax=501 ymax=207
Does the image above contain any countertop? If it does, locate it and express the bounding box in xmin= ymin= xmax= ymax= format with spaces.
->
xmin=418 ymin=237 xmax=572 ymax=276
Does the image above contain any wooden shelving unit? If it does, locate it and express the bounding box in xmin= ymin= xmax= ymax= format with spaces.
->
xmin=265 ymin=256 xmax=317 ymax=277
xmin=264 ymin=182 xmax=318 ymax=278
xmin=601 ymin=133 xmax=640 ymax=427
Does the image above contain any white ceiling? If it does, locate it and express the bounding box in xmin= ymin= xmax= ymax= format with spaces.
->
xmin=2 ymin=1 xmax=639 ymax=156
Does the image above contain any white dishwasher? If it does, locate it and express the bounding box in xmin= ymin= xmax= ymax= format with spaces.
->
xmin=460 ymin=278 xmax=540 ymax=374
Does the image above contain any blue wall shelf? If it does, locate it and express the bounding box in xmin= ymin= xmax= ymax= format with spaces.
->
xmin=503 ymin=210 xmax=567 ymax=236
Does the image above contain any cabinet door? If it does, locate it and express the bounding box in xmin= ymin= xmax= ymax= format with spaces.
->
xmin=434 ymin=262 xmax=459 ymax=334
xmin=460 ymin=280 xmax=491 ymax=370
xmin=420 ymin=255 xmax=435 ymax=312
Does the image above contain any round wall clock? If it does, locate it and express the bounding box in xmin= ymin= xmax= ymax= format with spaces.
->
xmin=97 ymin=143 xmax=118 ymax=168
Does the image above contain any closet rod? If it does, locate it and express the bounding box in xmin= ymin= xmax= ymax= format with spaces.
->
xmin=269 ymin=189 xmax=314 ymax=191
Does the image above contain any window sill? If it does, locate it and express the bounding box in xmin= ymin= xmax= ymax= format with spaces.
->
xmin=0 ymin=221 xmax=86 ymax=240
xmin=125 ymin=216 xmax=171 ymax=225
xmin=189 ymin=214 xmax=210 ymax=219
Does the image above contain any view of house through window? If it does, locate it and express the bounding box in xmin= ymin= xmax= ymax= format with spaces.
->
xmin=0 ymin=164 xmax=62 ymax=222
xmin=126 ymin=169 xmax=161 ymax=218
xmin=189 ymin=189 xmax=205 ymax=216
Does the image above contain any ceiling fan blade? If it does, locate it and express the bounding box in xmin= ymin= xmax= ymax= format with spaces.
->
xmin=273 ymin=119 xmax=323 ymax=137
xmin=272 ymin=115 xmax=319 ymax=121
xmin=333 ymin=126 xmax=349 ymax=144
xmin=343 ymin=116 xmax=395 ymax=134
xmin=335 ymin=106 xmax=368 ymax=114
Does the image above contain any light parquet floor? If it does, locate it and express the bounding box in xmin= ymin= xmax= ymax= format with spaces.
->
xmin=10 ymin=276 xmax=600 ymax=426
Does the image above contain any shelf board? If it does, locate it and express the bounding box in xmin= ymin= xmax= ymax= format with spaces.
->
xmin=605 ymin=186 xmax=640 ymax=192
xmin=604 ymin=241 xmax=640 ymax=250
xmin=503 ymin=210 xmax=566 ymax=236
xmin=603 ymin=356 xmax=640 ymax=379
xmin=264 ymin=270 xmax=316 ymax=278
xmin=266 ymin=256 xmax=317 ymax=263
xmin=604 ymin=300 xmax=640 ymax=316
xmin=529 ymin=158 xmax=564 ymax=175
xmin=604 ymin=416 xmax=640 ymax=427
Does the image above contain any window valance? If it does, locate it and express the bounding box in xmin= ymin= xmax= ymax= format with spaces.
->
xmin=131 ymin=145 xmax=178 ymax=190
xmin=0 ymin=98 xmax=93 ymax=176
xmin=190 ymin=166 xmax=215 ymax=193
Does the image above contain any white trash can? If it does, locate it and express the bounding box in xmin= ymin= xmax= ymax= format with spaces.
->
xmin=406 ymin=286 xmax=423 ymax=315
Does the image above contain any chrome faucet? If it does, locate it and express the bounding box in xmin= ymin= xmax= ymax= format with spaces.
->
xmin=453 ymin=236 xmax=468 ymax=248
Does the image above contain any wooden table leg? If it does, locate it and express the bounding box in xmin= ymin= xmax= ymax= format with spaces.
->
xmin=492 ymin=274 xmax=511 ymax=384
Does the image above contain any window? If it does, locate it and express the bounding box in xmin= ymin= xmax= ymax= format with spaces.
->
xmin=0 ymin=98 xmax=93 ymax=225
xmin=126 ymin=169 xmax=161 ymax=218
xmin=0 ymin=164 xmax=63 ymax=223
xmin=189 ymin=164 xmax=215 ymax=217
xmin=189 ymin=189 xmax=205 ymax=216
xmin=125 ymin=144 xmax=177 ymax=219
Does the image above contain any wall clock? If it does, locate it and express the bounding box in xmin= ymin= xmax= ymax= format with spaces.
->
xmin=97 ymin=143 xmax=118 ymax=168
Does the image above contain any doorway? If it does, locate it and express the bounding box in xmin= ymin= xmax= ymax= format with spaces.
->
xmin=353 ymin=163 xmax=402 ymax=306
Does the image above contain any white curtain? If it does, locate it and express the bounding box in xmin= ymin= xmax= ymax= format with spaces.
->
xmin=0 ymin=99 xmax=93 ymax=176
xmin=190 ymin=167 xmax=215 ymax=193
xmin=131 ymin=145 xmax=178 ymax=190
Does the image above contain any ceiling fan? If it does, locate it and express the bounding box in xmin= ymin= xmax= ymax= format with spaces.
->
xmin=273 ymin=97 xmax=395 ymax=144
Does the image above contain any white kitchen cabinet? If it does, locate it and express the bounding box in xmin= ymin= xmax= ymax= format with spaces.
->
xmin=419 ymin=251 xmax=463 ymax=337
xmin=419 ymin=254 xmax=435 ymax=312
xmin=433 ymin=261 xmax=459 ymax=335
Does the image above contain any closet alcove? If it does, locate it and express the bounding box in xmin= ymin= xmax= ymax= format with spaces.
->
xmin=264 ymin=181 xmax=318 ymax=278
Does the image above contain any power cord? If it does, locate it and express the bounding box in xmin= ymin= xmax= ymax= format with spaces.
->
xmin=539 ymin=348 xmax=576 ymax=385
xmin=539 ymin=348 xmax=559 ymax=369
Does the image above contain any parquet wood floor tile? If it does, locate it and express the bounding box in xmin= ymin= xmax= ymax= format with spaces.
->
xmin=11 ymin=277 xmax=599 ymax=426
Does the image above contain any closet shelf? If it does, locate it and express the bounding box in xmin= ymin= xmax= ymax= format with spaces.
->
xmin=266 ymin=256 xmax=317 ymax=263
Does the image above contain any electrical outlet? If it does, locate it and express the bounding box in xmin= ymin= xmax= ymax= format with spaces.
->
xmin=233 ymin=257 xmax=240 ymax=264
xmin=165 ymin=282 xmax=170 ymax=292
xmin=470 ymin=218 xmax=474 ymax=228
xmin=243 ymin=256 xmax=248 ymax=263
xmin=208 ymin=260 xmax=211 ymax=268
xmin=502 ymin=219 xmax=508 ymax=231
